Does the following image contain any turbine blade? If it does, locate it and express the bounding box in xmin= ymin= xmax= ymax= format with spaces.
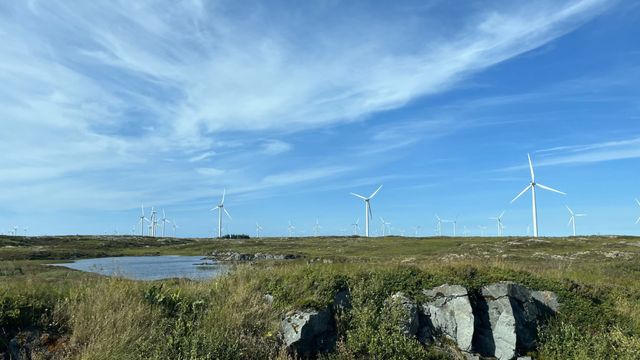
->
xmin=369 ymin=185 xmax=383 ymax=199
xmin=636 ymin=217 xmax=640 ymax=225
xmin=350 ymin=192 xmax=367 ymax=200
xmin=221 ymin=188 xmax=226 ymax=205
xmin=576 ymin=214 xmax=587 ymax=217
xmin=527 ymin=153 xmax=535 ymax=182
xmin=636 ymin=198 xmax=640 ymax=207
xmin=565 ymin=205 xmax=573 ymax=215
xmin=224 ymin=208 xmax=232 ymax=220
xmin=567 ymin=217 xmax=573 ymax=226
xmin=499 ymin=211 xmax=505 ymax=219
xmin=511 ymin=185 xmax=532 ymax=203
xmin=537 ymin=183 xmax=566 ymax=195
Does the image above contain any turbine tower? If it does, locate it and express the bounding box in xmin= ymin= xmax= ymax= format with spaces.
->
xmin=413 ymin=225 xmax=421 ymax=237
xmin=511 ymin=153 xmax=566 ymax=238
xmin=350 ymin=185 xmax=383 ymax=237
xmin=489 ymin=211 xmax=505 ymax=236
xmin=566 ymin=205 xmax=587 ymax=236
xmin=478 ymin=226 xmax=487 ymax=237
xmin=256 ymin=223 xmax=263 ymax=238
xmin=211 ymin=189 xmax=232 ymax=238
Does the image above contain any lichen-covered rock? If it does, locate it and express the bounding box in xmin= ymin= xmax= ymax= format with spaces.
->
xmin=387 ymin=292 xmax=419 ymax=336
xmin=280 ymin=308 xmax=336 ymax=357
xmin=473 ymin=282 xmax=552 ymax=360
xmin=422 ymin=284 xmax=475 ymax=352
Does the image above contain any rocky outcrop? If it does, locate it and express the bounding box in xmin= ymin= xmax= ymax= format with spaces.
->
xmin=422 ymin=284 xmax=475 ymax=352
xmin=386 ymin=292 xmax=420 ymax=336
xmin=280 ymin=308 xmax=336 ymax=358
xmin=473 ymin=282 xmax=556 ymax=360
xmin=209 ymin=251 xmax=301 ymax=262
xmin=278 ymin=283 xmax=558 ymax=359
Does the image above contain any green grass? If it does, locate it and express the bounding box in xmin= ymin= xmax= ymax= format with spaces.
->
xmin=1 ymin=234 xmax=639 ymax=359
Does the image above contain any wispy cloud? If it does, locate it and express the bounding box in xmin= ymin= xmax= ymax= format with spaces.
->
xmin=0 ymin=0 xmax=612 ymax=213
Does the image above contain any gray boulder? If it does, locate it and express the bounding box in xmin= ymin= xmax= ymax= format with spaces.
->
xmin=422 ymin=284 xmax=475 ymax=352
xmin=386 ymin=292 xmax=419 ymax=336
xmin=280 ymin=308 xmax=336 ymax=357
xmin=473 ymin=282 xmax=554 ymax=360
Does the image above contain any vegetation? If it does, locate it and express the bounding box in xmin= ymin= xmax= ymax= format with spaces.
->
xmin=1 ymin=234 xmax=639 ymax=359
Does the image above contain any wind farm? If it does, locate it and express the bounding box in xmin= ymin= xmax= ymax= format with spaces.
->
xmin=2 ymin=1 xmax=640 ymax=359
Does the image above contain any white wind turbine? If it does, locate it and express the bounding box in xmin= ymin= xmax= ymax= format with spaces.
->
xmin=256 ymin=223 xmax=263 ymax=238
xmin=635 ymin=199 xmax=640 ymax=225
xmin=478 ymin=226 xmax=487 ymax=237
xmin=566 ymin=205 xmax=587 ymax=236
xmin=313 ymin=218 xmax=322 ymax=236
xmin=287 ymin=220 xmax=295 ymax=237
xmin=511 ymin=154 xmax=566 ymax=238
xmin=435 ymin=215 xmax=443 ymax=236
xmin=172 ymin=220 xmax=179 ymax=237
xmin=489 ymin=211 xmax=505 ymax=236
xmin=160 ymin=209 xmax=171 ymax=237
xmin=463 ymin=226 xmax=469 ymax=237
xmin=149 ymin=207 xmax=158 ymax=237
xmin=350 ymin=185 xmax=383 ymax=238
xmin=351 ymin=218 xmax=360 ymax=236
xmin=379 ymin=217 xmax=391 ymax=236
xmin=211 ymin=189 xmax=232 ymax=238
xmin=139 ymin=204 xmax=148 ymax=236
xmin=412 ymin=225 xmax=421 ymax=237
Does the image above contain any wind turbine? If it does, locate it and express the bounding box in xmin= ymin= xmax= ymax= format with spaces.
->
xmin=256 ymin=223 xmax=263 ymax=238
xmin=478 ymin=226 xmax=487 ymax=237
xmin=511 ymin=153 xmax=566 ymax=238
xmin=172 ymin=220 xmax=179 ymax=237
xmin=160 ymin=209 xmax=171 ymax=237
xmin=435 ymin=215 xmax=443 ymax=236
xmin=211 ymin=189 xmax=232 ymax=238
xmin=351 ymin=218 xmax=360 ymax=236
xmin=412 ymin=225 xmax=421 ymax=237
xmin=139 ymin=204 xmax=149 ymax=236
xmin=150 ymin=207 xmax=158 ymax=237
xmin=463 ymin=225 xmax=469 ymax=237
xmin=489 ymin=211 xmax=505 ymax=236
xmin=566 ymin=205 xmax=587 ymax=236
xmin=379 ymin=217 xmax=391 ymax=236
xmin=451 ymin=216 xmax=458 ymax=237
xmin=313 ymin=218 xmax=322 ymax=236
xmin=23 ymin=227 xmax=28 ymax=236
xmin=350 ymin=185 xmax=383 ymax=237
xmin=287 ymin=221 xmax=295 ymax=237
xmin=635 ymin=199 xmax=640 ymax=225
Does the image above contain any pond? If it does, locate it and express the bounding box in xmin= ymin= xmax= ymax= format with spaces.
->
xmin=51 ymin=255 xmax=228 ymax=281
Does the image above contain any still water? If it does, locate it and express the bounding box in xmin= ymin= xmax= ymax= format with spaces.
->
xmin=51 ymin=255 xmax=228 ymax=281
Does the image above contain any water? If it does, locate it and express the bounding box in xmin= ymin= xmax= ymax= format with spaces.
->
xmin=51 ymin=255 xmax=228 ymax=281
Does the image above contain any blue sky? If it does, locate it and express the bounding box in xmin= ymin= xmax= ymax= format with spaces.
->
xmin=1 ymin=0 xmax=639 ymax=237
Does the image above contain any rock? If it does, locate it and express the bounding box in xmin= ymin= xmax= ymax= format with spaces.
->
xmin=473 ymin=282 xmax=550 ymax=360
xmin=421 ymin=284 xmax=475 ymax=352
xmin=387 ymin=292 xmax=419 ymax=336
xmin=532 ymin=290 xmax=560 ymax=315
xmin=517 ymin=356 xmax=532 ymax=360
xmin=333 ymin=289 xmax=351 ymax=312
xmin=280 ymin=308 xmax=336 ymax=357
xmin=264 ymin=293 xmax=274 ymax=305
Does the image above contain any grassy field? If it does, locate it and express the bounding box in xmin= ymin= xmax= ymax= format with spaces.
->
xmin=1 ymin=234 xmax=640 ymax=359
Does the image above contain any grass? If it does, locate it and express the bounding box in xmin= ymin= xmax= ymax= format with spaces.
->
xmin=1 ymin=234 xmax=639 ymax=359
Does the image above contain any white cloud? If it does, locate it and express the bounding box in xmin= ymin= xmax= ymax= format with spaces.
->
xmin=0 ymin=0 xmax=612 ymax=212
xmin=261 ymin=140 xmax=292 ymax=155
